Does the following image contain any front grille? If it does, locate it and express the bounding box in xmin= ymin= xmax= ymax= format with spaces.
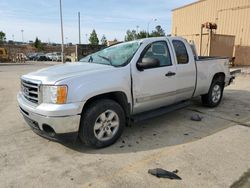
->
xmin=21 ymin=79 xmax=40 ymax=104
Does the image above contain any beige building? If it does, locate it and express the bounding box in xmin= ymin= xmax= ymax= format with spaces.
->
xmin=172 ymin=0 xmax=250 ymax=65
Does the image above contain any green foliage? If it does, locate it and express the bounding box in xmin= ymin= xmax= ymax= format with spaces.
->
xmin=151 ymin=25 xmax=165 ymax=37
xmin=125 ymin=25 xmax=165 ymax=41
xmin=124 ymin=30 xmax=137 ymax=41
xmin=89 ymin=30 xmax=99 ymax=45
xmin=0 ymin=31 xmax=6 ymax=43
xmin=101 ymin=35 xmax=107 ymax=46
xmin=34 ymin=37 xmax=44 ymax=51
xmin=137 ymin=31 xmax=148 ymax=39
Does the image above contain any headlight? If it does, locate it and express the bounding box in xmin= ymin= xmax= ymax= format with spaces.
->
xmin=42 ymin=85 xmax=68 ymax=104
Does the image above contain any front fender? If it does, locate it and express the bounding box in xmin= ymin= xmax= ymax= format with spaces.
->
xmin=55 ymin=65 xmax=132 ymax=105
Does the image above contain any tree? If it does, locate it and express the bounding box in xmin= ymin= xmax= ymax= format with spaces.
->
xmin=151 ymin=25 xmax=165 ymax=37
xmin=124 ymin=25 xmax=165 ymax=40
xmin=89 ymin=30 xmax=99 ymax=45
xmin=136 ymin=31 xmax=148 ymax=39
xmin=0 ymin=31 xmax=6 ymax=43
xmin=34 ymin=37 xmax=44 ymax=51
xmin=101 ymin=35 xmax=107 ymax=46
xmin=124 ymin=30 xmax=137 ymax=41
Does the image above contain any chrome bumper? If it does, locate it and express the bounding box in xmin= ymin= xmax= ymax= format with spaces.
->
xmin=17 ymin=92 xmax=82 ymax=135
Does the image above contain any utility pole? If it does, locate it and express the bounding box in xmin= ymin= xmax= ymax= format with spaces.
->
xmin=65 ymin=37 xmax=68 ymax=47
xmin=136 ymin=25 xmax=139 ymax=33
xmin=21 ymin=29 xmax=24 ymax=43
xmin=59 ymin=0 xmax=65 ymax=63
xmin=78 ymin=12 xmax=81 ymax=44
xmin=85 ymin=34 xmax=88 ymax=44
xmin=147 ymin=19 xmax=157 ymax=38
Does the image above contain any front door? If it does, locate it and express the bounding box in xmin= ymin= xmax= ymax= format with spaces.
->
xmin=132 ymin=40 xmax=177 ymax=114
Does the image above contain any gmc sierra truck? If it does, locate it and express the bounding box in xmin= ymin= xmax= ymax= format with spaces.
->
xmin=17 ymin=37 xmax=234 ymax=148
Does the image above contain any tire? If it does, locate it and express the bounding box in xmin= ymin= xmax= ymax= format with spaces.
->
xmin=79 ymin=99 xmax=125 ymax=148
xmin=201 ymin=79 xmax=224 ymax=107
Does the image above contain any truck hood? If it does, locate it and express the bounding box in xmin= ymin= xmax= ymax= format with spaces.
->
xmin=22 ymin=62 xmax=114 ymax=84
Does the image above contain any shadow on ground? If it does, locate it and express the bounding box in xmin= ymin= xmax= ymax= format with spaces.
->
xmin=57 ymin=89 xmax=250 ymax=155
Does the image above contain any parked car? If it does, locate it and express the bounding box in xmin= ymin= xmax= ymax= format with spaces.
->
xmin=17 ymin=37 xmax=234 ymax=148
xmin=35 ymin=55 xmax=49 ymax=61
xmin=45 ymin=53 xmax=53 ymax=61
xmin=27 ymin=53 xmax=44 ymax=61
xmin=26 ymin=53 xmax=37 ymax=61
xmin=51 ymin=52 xmax=62 ymax=62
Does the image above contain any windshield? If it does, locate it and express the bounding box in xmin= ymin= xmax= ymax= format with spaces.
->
xmin=79 ymin=41 xmax=140 ymax=67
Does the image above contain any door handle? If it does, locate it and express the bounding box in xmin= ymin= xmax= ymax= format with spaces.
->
xmin=165 ymin=72 xmax=176 ymax=77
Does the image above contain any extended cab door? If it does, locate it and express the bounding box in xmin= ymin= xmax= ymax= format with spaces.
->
xmin=168 ymin=38 xmax=196 ymax=102
xmin=132 ymin=40 xmax=177 ymax=114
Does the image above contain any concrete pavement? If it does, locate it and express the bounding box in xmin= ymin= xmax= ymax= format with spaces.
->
xmin=0 ymin=63 xmax=249 ymax=188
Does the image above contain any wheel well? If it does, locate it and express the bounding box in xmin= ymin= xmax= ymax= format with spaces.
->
xmin=82 ymin=92 xmax=131 ymax=117
xmin=212 ymin=72 xmax=225 ymax=83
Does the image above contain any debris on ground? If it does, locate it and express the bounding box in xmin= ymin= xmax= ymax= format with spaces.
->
xmin=148 ymin=168 xmax=182 ymax=180
xmin=172 ymin=169 xmax=179 ymax=174
xmin=235 ymin=114 xmax=240 ymax=116
xmin=190 ymin=114 xmax=203 ymax=121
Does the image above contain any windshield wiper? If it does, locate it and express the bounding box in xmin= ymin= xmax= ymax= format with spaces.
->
xmin=98 ymin=55 xmax=113 ymax=66
xmin=88 ymin=56 xmax=93 ymax=62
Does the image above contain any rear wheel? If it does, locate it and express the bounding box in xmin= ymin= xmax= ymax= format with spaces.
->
xmin=79 ymin=99 xmax=125 ymax=148
xmin=201 ymin=79 xmax=224 ymax=107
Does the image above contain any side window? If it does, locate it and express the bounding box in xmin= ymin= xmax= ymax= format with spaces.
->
xmin=172 ymin=40 xmax=189 ymax=64
xmin=142 ymin=41 xmax=172 ymax=67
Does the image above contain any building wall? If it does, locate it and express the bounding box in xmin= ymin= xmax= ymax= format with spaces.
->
xmin=172 ymin=0 xmax=250 ymax=65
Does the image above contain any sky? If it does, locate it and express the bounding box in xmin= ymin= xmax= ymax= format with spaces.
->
xmin=0 ymin=0 xmax=196 ymax=44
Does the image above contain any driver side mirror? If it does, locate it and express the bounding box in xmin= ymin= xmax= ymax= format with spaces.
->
xmin=136 ymin=57 xmax=160 ymax=71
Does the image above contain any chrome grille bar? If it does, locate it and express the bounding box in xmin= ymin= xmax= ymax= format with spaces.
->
xmin=21 ymin=78 xmax=40 ymax=104
xmin=22 ymin=82 xmax=39 ymax=89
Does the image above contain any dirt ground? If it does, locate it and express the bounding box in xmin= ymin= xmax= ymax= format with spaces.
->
xmin=0 ymin=63 xmax=249 ymax=188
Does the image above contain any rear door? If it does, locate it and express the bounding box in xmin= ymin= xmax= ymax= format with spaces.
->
xmin=132 ymin=39 xmax=177 ymax=114
xmin=168 ymin=38 xmax=196 ymax=102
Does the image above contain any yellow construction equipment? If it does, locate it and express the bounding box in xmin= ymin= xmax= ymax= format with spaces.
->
xmin=0 ymin=48 xmax=9 ymax=62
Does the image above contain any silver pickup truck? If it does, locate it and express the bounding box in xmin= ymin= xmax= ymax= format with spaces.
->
xmin=17 ymin=37 xmax=234 ymax=148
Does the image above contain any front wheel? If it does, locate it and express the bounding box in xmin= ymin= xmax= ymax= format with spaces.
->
xmin=201 ymin=80 xmax=224 ymax=107
xmin=79 ymin=99 xmax=125 ymax=148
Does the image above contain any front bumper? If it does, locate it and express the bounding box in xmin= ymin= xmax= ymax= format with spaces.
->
xmin=17 ymin=92 xmax=83 ymax=141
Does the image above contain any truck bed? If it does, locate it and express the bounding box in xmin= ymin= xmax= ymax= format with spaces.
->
xmin=194 ymin=57 xmax=230 ymax=97
xmin=197 ymin=56 xmax=229 ymax=61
